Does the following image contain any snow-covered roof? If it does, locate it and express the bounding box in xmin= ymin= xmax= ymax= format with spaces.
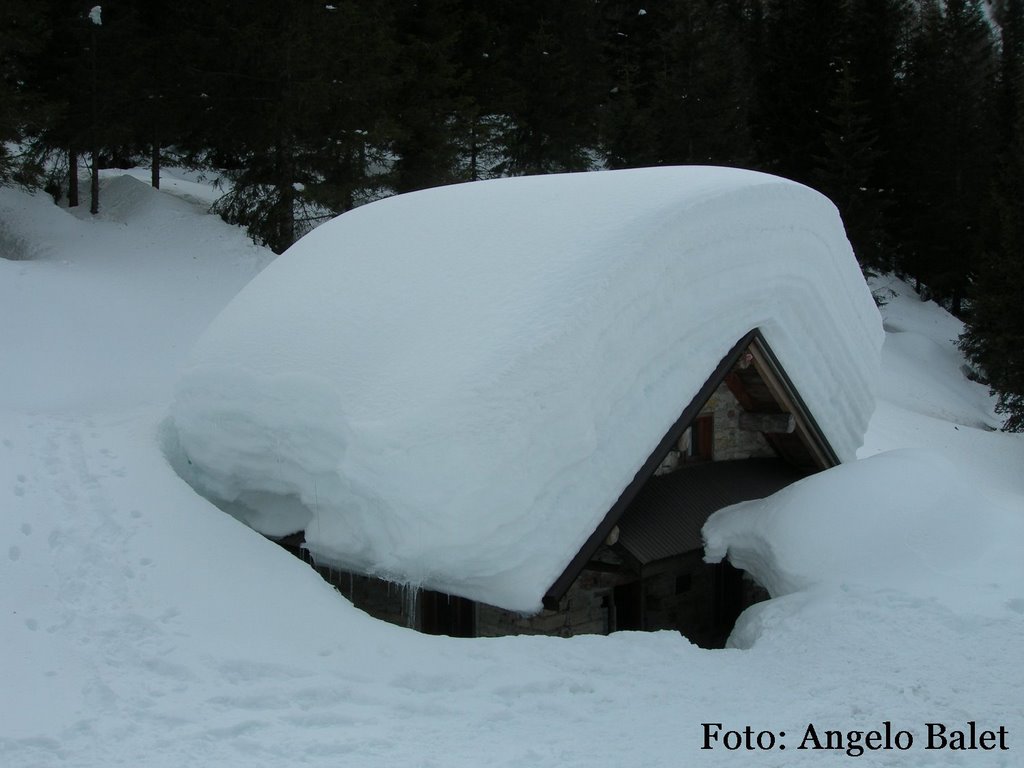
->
xmin=169 ymin=166 xmax=883 ymax=613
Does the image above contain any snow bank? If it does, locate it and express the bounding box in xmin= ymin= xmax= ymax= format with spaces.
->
xmin=869 ymin=275 xmax=999 ymax=429
xmin=169 ymin=166 xmax=882 ymax=612
xmin=0 ymin=177 xmax=271 ymax=411
xmin=704 ymin=449 xmax=1024 ymax=613
xmin=7 ymin=171 xmax=1024 ymax=768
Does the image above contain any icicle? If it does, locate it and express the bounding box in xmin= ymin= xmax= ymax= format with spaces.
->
xmin=404 ymin=584 xmax=419 ymax=629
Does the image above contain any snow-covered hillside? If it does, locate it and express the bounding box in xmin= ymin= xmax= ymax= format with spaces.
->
xmin=1 ymin=174 xmax=1022 ymax=767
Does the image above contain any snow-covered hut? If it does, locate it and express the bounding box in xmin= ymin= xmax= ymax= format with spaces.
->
xmin=169 ymin=166 xmax=883 ymax=645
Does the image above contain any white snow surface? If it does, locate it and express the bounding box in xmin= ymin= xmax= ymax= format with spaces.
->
xmin=0 ymin=173 xmax=269 ymax=412
xmin=704 ymin=448 xmax=1024 ymax=615
xmin=169 ymin=166 xmax=883 ymax=612
xmin=704 ymin=274 xmax=1024 ymax=626
xmin=3 ymin=172 xmax=1023 ymax=768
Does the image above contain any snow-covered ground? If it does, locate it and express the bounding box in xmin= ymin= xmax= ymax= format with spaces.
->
xmin=1 ymin=173 xmax=1022 ymax=767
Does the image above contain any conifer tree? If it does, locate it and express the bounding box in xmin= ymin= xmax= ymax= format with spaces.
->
xmin=448 ymin=1 xmax=512 ymax=181
xmin=959 ymin=0 xmax=1024 ymax=429
xmin=0 ymin=0 xmax=48 ymax=185
xmin=995 ymin=0 xmax=1024 ymax=147
xmin=752 ymin=0 xmax=846 ymax=181
xmin=493 ymin=0 xmax=605 ymax=174
xmin=116 ymin=0 xmax=190 ymax=189
xmin=649 ymin=0 xmax=753 ymax=166
xmin=895 ymin=0 xmax=996 ymax=313
xmin=604 ymin=0 xmax=752 ymax=168
xmin=387 ymin=0 xmax=462 ymax=193
xmin=601 ymin=0 xmax=662 ymax=168
xmin=28 ymin=1 xmax=93 ymax=206
xmin=201 ymin=0 xmax=395 ymax=252
xmin=958 ymin=123 xmax=1024 ymax=430
xmin=811 ymin=0 xmax=913 ymax=271
xmin=813 ymin=57 xmax=889 ymax=271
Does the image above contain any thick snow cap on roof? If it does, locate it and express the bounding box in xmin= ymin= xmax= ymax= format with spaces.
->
xmin=169 ymin=167 xmax=883 ymax=613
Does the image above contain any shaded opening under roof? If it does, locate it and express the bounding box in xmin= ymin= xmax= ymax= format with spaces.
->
xmin=615 ymin=458 xmax=808 ymax=568
xmin=544 ymin=329 xmax=839 ymax=609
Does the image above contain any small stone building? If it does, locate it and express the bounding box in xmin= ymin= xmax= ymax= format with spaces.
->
xmin=171 ymin=167 xmax=883 ymax=649
xmin=281 ymin=329 xmax=839 ymax=648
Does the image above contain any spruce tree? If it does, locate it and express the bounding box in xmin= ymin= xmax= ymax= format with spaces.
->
xmin=603 ymin=0 xmax=752 ymax=169
xmin=813 ymin=57 xmax=889 ymax=271
xmin=753 ymin=0 xmax=846 ymax=181
xmin=0 ymin=0 xmax=48 ymax=185
xmin=995 ymin=0 xmax=1024 ymax=147
xmin=959 ymin=1 xmax=1024 ymax=429
xmin=895 ymin=0 xmax=997 ymax=313
xmin=199 ymin=0 xmax=395 ymax=252
xmin=650 ymin=0 xmax=753 ymax=166
xmin=387 ymin=0 xmax=462 ymax=193
xmin=28 ymin=1 xmax=93 ymax=206
xmin=601 ymin=0 xmax=662 ymax=168
xmin=492 ymin=0 xmax=605 ymax=175
xmin=448 ymin=1 xmax=514 ymax=181
xmin=958 ymin=126 xmax=1024 ymax=430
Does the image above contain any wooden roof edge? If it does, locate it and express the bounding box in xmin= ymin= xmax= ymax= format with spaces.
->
xmin=748 ymin=330 xmax=841 ymax=470
xmin=542 ymin=329 xmax=759 ymax=609
xmin=542 ymin=328 xmax=845 ymax=608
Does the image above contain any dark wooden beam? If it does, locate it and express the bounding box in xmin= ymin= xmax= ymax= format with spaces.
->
xmin=724 ymin=371 xmax=758 ymax=411
xmin=749 ymin=334 xmax=840 ymax=470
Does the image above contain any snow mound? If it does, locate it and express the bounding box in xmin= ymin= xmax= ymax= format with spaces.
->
xmin=84 ymin=174 xmax=180 ymax=224
xmin=0 ymin=186 xmax=76 ymax=261
xmin=169 ymin=166 xmax=882 ymax=612
xmin=703 ymin=449 xmax=1024 ymax=613
xmin=0 ymin=179 xmax=271 ymax=411
xmin=870 ymin=275 xmax=998 ymax=429
xmin=102 ymin=166 xmax=228 ymax=209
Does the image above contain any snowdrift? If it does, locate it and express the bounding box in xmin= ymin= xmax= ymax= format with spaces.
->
xmin=704 ymin=448 xmax=1024 ymax=618
xmin=168 ymin=166 xmax=883 ymax=612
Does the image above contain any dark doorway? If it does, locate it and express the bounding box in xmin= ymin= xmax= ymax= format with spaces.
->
xmin=419 ymin=590 xmax=476 ymax=637
xmin=613 ymin=581 xmax=644 ymax=631
xmin=710 ymin=561 xmax=750 ymax=646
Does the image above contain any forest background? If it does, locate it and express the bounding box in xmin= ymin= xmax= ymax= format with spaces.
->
xmin=2 ymin=0 xmax=1023 ymax=427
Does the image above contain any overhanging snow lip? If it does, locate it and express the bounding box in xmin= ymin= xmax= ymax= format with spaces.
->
xmin=541 ymin=327 xmax=840 ymax=610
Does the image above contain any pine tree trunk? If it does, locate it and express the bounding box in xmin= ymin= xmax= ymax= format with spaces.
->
xmin=279 ymin=140 xmax=295 ymax=250
xmin=469 ymin=122 xmax=479 ymax=181
xmin=68 ymin=147 xmax=79 ymax=207
xmin=90 ymin=25 xmax=99 ymax=216
xmin=151 ymin=125 xmax=160 ymax=190
xmin=90 ymin=154 xmax=100 ymax=216
xmin=275 ymin=130 xmax=295 ymax=252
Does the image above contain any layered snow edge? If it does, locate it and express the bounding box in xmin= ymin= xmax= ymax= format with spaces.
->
xmin=168 ymin=166 xmax=883 ymax=613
